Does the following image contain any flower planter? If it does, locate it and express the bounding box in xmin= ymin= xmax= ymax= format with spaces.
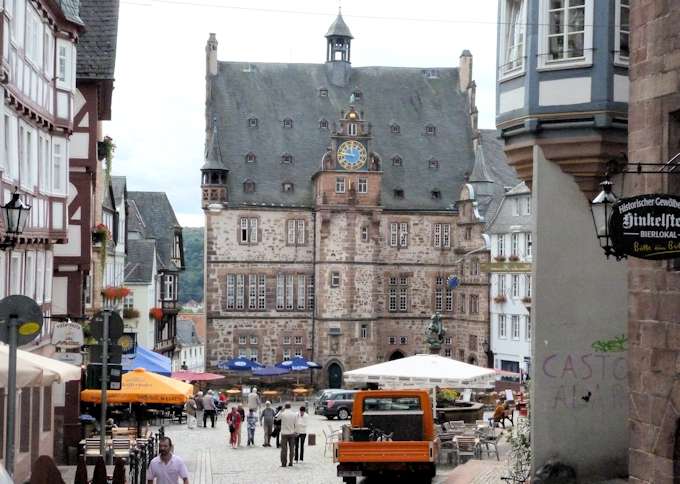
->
xmin=522 ymin=297 xmax=532 ymax=304
xmin=509 ymin=255 xmax=520 ymax=261
xmin=494 ymin=295 xmax=507 ymax=303
xmin=123 ymin=308 xmax=140 ymax=319
xmin=102 ymin=286 xmax=132 ymax=299
xmin=92 ymin=224 xmax=111 ymax=244
xmin=494 ymin=256 xmax=506 ymax=262
xmin=149 ymin=307 xmax=163 ymax=320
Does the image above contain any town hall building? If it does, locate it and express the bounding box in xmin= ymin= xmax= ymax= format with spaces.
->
xmin=202 ymin=14 xmax=515 ymax=387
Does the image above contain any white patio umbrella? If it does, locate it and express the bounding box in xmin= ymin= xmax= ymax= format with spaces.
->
xmin=343 ymin=354 xmax=496 ymax=389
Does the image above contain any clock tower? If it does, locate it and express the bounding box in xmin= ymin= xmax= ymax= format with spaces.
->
xmin=314 ymin=106 xmax=382 ymax=208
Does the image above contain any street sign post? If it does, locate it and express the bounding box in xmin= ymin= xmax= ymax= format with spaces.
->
xmin=0 ymin=295 xmax=43 ymax=478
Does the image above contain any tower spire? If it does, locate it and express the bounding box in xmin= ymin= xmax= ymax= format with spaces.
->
xmin=325 ymin=10 xmax=353 ymax=87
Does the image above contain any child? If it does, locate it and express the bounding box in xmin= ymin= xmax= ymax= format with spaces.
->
xmin=246 ymin=408 xmax=257 ymax=446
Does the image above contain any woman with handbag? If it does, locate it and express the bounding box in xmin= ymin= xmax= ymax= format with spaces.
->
xmin=226 ymin=406 xmax=242 ymax=449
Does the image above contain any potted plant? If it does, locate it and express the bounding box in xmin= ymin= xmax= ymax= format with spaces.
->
xmin=494 ymin=295 xmax=507 ymax=303
xmin=102 ymin=286 xmax=131 ymax=299
xmin=92 ymin=224 xmax=110 ymax=245
xmin=123 ymin=308 xmax=140 ymax=319
xmin=509 ymin=255 xmax=520 ymax=261
xmin=495 ymin=255 xmax=506 ymax=262
xmin=149 ymin=307 xmax=163 ymax=320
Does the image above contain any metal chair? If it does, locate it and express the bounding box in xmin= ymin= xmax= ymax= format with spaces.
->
xmin=437 ymin=440 xmax=457 ymax=465
xmin=478 ymin=426 xmax=500 ymax=460
xmin=112 ymin=438 xmax=131 ymax=460
xmin=84 ymin=438 xmax=104 ymax=463
xmin=454 ymin=436 xmax=478 ymax=464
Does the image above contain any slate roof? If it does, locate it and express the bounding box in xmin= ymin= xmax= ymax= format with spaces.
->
xmin=127 ymin=199 xmax=146 ymax=237
xmin=111 ymin=176 xmax=126 ymax=206
xmin=124 ymin=239 xmax=156 ymax=283
xmin=176 ymin=319 xmax=203 ymax=348
xmin=59 ymin=0 xmax=83 ymax=25
xmin=127 ymin=192 xmax=181 ymax=271
xmin=207 ymin=62 xmax=476 ymax=211
xmin=76 ymin=0 xmax=120 ymax=79
xmin=485 ymin=182 xmax=533 ymax=234
xmin=326 ymin=12 xmax=353 ymax=38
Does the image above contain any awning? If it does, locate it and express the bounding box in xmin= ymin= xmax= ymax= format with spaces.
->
xmin=344 ymin=354 xmax=496 ymax=389
xmin=81 ymin=368 xmax=193 ymax=405
xmin=171 ymin=371 xmax=223 ymax=382
xmin=0 ymin=344 xmax=81 ymax=386
xmin=122 ymin=345 xmax=171 ymax=376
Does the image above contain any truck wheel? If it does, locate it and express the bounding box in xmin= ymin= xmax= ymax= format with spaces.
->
xmin=338 ymin=408 xmax=350 ymax=420
xmin=342 ymin=478 xmax=356 ymax=484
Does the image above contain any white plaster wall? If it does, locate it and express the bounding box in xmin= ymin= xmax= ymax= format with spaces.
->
xmin=538 ymin=77 xmax=592 ymax=106
xmin=499 ymin=87 xmax=525 ymax=113
xmin=69 ymin=132 xmax=88 ymax=159
xmin=531 ymin=145 xmax=628 ymax=477
xmin=613 ymin=74 xmax=629 ymax=103
xmin=128 ymin=283 xmax=154 ymax=349
xmin=53 ymin=224 xmax=81 ymax=257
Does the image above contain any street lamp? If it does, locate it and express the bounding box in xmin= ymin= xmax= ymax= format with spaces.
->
xmin=589 ymin=179 xmax=622 ymax=259
xmin=0 ymin=189 xmax=31 ymax=250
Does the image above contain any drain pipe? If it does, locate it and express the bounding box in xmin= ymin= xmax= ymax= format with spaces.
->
xmin=310 ymin=209 xmax=317 ymax=386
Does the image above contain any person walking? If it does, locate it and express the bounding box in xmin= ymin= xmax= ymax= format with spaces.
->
xmin=278 ymin=403 xmax=297 ymax=467
xmin=247 ymin=387 xmax=261 ymax=417
xmin=146 ymin=436 xmax=189 ymax=484
xmin=246 ymin=408 xmax=257 ymax=446
xmin=260 ymin=401 xmax=276 ymax=447
xmin=237 ymin=405 xmax=246 ymax=446
xmin=194 ymin=392 xmax=204 ymax=428
xmin=184 ymin=396 xmax=197 ymax=430
xmin=294 ymin=406 xmax=309 ymax=462
xmin=202 ymin=390 xmax=217 ymax=428
xmin=226 ymin=407 xmax=241 ymax=449
xmin=273 ymin=405 xmax=283 ymax=448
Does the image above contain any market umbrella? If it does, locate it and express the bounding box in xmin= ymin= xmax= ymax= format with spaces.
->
xmin=80 ymin=368 xmax=193 ymax=405
xmin=252 ymin=366 xmax=290 ymax=376
xmin=275 ymin=356 xmax=321 ymax=384
xmin=218 ymin=356 xmax=264 ymax=371
xmin=171 ymin=370 xmax=224 ymax=382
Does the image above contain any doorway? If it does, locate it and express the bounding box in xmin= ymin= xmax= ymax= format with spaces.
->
xmin=328 ymin=362 xmax=342 ymax=388
xmin=389 ymin=350 xmax=405 ymax=361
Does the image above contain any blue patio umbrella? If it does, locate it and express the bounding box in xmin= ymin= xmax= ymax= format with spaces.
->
xmin=275 ymin=356 xmax=321 ymax=372
xmin=252 ymin=366 xmax=290 ymax=377
xmin=218 ymin=356 xmax=264 ymax=371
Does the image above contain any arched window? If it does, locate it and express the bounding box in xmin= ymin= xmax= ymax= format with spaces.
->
xmin=245 ymin=152 xmax=256 ymax=163
xmin=243 ymin=179 xmax=256 ymax=193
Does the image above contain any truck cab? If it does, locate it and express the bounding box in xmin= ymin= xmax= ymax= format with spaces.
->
xmin=333 ymin=389 xmax=438 ymax=483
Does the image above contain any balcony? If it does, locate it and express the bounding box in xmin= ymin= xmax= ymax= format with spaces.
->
xmin=154 ymin=337 xmax=176 ymax=353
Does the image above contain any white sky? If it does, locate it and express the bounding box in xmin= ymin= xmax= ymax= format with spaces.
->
xmin=107 ymin=0 xmax=500 ymax=227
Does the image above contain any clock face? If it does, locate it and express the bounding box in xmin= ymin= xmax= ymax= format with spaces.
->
xmin=337 ymin=140 xmax=368 ymax=171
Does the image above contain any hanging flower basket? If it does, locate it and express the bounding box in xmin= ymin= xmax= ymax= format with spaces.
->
xmin=494 ymin=256 xmax=506 ymax=262
xmin=123 ymin=308 xmax=140 ymax=319
xmin=92 ymin=224 xmax=111 ymax=244
xmin=494 ymin=295 xmax=507 ymax=303
xmin=149 ymin=307 xmax=163 ymax=320
xmin=102 ymin=286 xmax=131 ymax=299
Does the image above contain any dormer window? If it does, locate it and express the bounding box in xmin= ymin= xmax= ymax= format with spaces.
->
xmin=394 ymin=189 xmax=404 ymax=199
xmin=282 ymin=182 xmax=294 ymax=193
xmin=431 ymin=190 xmax=442 ymax=200
xmin=245 ymin=152 xmax=256 ymax=163
xmin=428 ymin=158 xmax=439 ymax=170
xmin=425 ymin=124 xmax=437 ymax=136
xmin=392 ymin=155 xmax=403 ymax=167
xmin=351 ymin=89 xmax=362 ymax=102
xmin=282 ymin=118 xmax=293 ymax=129
xmin=390 ymin=124 xmax=401 ymax=135
xmin=281 ymin=153 xmax=293 ymax=164
xmin=243 ymin=179 xmax=256 ymax=193
xmin=319 ymin=119 xmax=329 ymax=129
xmin=248 ymin=117 xmax=258 ymax=128
xmin=319 ymin=88 xmax=328 ymax=97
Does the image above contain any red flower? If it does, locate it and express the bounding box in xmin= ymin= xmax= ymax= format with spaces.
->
xmin=149 ymin=307 xmax=163 ymax=320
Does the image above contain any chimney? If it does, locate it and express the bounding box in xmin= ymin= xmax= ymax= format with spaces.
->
xmin=206 ymin=33 xmax=218 ymax=77
xmin=458 ymin=50 xmax=473 ymax=92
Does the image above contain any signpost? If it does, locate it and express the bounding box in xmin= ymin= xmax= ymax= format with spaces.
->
xmin=609 ymin=194 xmax=680 ymax=260
xmin=0 ymin=296 xmax=43 ymax=478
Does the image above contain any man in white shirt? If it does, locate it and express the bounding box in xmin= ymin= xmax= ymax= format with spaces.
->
xmin=247 ymin=387 xmax=261 ymax=417
xmin=294 ymin=406 xmax=310 ymax=462
xmin=278 ymin=403 xmax=298 ymax=467
xmin=147 ymin=436 xmax=189 ymax=484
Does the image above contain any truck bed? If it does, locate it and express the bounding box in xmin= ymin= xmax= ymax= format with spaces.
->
xmin=334 ymin=441 xmax=435 ymax=463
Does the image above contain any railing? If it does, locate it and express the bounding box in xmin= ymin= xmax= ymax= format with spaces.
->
xmin=154 ymin=337 xmax=176 ymax=352
xmin=128 ymin=430 xmax=162 ymax=484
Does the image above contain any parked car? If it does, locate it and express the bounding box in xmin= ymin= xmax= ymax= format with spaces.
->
xmin=318 ymin=389 xmax=359 ymax=420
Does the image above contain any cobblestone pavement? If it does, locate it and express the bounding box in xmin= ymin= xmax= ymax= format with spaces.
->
xmin=161 ymin=404 xmax=459 ymax=484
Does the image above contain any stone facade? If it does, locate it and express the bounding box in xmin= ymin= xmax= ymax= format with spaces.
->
xmin=627 ymin=3 xmax=680 ymax=482
xmin=204 ymin=188 xmax=491 ymax=386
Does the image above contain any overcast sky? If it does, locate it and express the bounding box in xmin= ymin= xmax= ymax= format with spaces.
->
xmin=107 ymin=0 xmax=500 ymax=227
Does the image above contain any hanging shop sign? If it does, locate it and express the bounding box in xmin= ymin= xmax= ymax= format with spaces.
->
xmin=51 ymin=321 xmax=84 ymax=349
xmin=609 ymin=194 xmax=680 ymax=260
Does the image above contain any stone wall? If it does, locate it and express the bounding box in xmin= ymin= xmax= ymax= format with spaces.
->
xmin=627 ymin=3 xmax=680 ymax=482
xmin=204 ymin=194 xmax=490 ymax=386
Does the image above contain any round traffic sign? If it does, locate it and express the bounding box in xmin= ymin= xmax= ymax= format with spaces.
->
xmin=0 ymin=295 xmax=44 ymax=345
